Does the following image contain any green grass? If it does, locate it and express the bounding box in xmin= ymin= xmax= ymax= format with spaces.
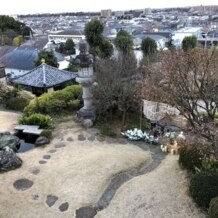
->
xmin=95 ymin=112 xmax=151 ymax=137
xmin=124 ymin=112 xmax=150 ymax=131
xmin=96 ymin=122 xmax=117 ymax=137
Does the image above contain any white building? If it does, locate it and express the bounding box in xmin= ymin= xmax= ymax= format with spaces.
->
xmin=48 ymin=31 xmax=85 ymax=44
xmin=101 ymin=9 xmax=112 ymax=18
xmin=172 ymin=27 xmax=202 ymax=48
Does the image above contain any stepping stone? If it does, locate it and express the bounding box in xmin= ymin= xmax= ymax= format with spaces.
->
xmin=96 ymin=136 xmax=105 ymax=142
xmin=43 ymin=155 xmax=51 ymax=160
xmin=76 ymin=207 xmax=97 ymax=218
xmin=31 ymin=168 xmax=40 ymax=175
xmin=88 ymin=135 xmax=95 ymax=142
xmin=48 ymin=149 xmax=57 ymax=153
xmin=59 ymin=202 xmax=69 ymax=212
xmin=54 ymin=142 xmax=66 ymax=148
xmin=78 ymin=134 xmax=86 ymax=141
xmin=46 ymin=195 xmax=58 ymax=207
xmin=32 ymin=194 xmax=39 ymax=200
xmin=13 ymin=178 xmax=33 ymax=191
xmin=39 ymin=160 xmax=47 ymax=164
xmin=67 ymin=137 xmax=73 ymax=142
xmin=106 ymin=138 xmax=116 ymax=144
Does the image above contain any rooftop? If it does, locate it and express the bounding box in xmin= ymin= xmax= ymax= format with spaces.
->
xmin=0 ymin=48 xmax=39 ymax=70
xmin=13 ymin=63 xmax=77 ymax=88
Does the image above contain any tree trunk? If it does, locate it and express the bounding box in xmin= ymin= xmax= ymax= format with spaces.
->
xmin=121 ymin=110 xmax=127 ymax=131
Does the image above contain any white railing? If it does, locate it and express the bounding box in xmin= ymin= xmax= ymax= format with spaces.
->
xmin=143 ymin=100 xmax=180 ymax=120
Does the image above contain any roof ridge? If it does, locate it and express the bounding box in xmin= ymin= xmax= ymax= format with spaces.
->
xmin=43 ymin=64 xmax=46 ymax=86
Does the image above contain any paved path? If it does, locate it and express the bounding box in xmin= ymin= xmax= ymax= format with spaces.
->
xmin=96 ymin=145 xmax=206 ymax=218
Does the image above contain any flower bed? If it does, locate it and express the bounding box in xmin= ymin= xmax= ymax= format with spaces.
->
xmin=121 ymin=128 xmax=159 ymax=145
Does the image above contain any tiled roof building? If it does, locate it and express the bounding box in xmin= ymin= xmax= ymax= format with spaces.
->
xmin=13 ymin=63 xmax=77 ymax=95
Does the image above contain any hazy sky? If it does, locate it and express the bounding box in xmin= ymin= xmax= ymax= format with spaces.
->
xmin=0 ymin=0 xmax=217 ymax=15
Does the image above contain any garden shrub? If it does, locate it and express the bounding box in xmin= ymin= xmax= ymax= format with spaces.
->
xmin=24 ymin=85 xmax=82 ymax=115
xmin=0 ymin=82 xmax=33 ymax=111
xmin=68 ymin=99 xmax=81 ymax=110
xmin=40 ymin=129 xmax=52 ymax=139
xmin=6 ymin=97 xmax=30 ymax=111
xmin=19 ymin=113 xmax=53 ymax=129
xmin=189 ymin=169 xmax=218 ymax=208
xmin=209 ymin=196 xmax=218 ymax=218
xmin=179 ymin=143 xmax=209 ymax=172
xmin=0 ymin=82 xmax=18 ymax=105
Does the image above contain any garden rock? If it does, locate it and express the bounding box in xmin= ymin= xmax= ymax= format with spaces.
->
xmin=13 ymin=178 xmax=33 ymax=191
xmin=83 ymin=119 xmax=93 ymax=128
xmin=59 ymin=202 xmax=69 ymax=212
xmin=0 ymin=131 xmax=10 ymax=137
xmin=0 ymin=147 xmax=22 ymax=172
xmin=46 ymin=195 xmax=58 ymax=207
xmin=76 ymin=206 xmax=97 ymax=218
xmin=0 ymin=133 xmax=20 ymax=152
xmin=35 ymin=136 xmax=50 ymax=146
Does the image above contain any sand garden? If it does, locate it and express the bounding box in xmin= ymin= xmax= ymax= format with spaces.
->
xmin=0 ymin=111 xmax=206 ymax=218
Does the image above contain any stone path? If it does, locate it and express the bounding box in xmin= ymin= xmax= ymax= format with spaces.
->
xmin=75 ymin=142 xmax=166 ymax=218
xmin=13 ymin=138 xmax=70 ymax=213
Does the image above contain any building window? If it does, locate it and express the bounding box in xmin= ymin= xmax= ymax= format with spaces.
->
xmin=82 ymin=68 xmax=89 ymax=77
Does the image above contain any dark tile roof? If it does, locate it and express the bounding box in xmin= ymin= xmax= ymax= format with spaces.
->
xmin=0 ymin=48 xmax=39 ymax=70
xmin=0 ymin=45 xmax=16 ymax=57
xmin=13 ymin=64 xmax=77 ymax=88
xmin=20 ymin=36 xmax=48 ymax=50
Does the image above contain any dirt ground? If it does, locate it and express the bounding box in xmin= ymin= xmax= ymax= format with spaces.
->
xmin=0 ymin=111 xmax=150 ymax=218
xmin=0 ymin=110 xmax=21 ymax=132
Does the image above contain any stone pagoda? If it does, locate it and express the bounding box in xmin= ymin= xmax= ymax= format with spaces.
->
xmin=74 ymin=41 xmax=95 ymax=118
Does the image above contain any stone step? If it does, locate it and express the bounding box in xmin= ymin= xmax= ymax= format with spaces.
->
xmin=14 ymin=125 xmax=40 ymax=131
xmin=14 ymin=125 xmax=43 ymax=135
xmin=23 ymin=129 xmax=43 ymax=135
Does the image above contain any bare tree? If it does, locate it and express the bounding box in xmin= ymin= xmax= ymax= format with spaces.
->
xmin=142 ymin=48 xmax=218 ymax=152
xmin=93 ymin=52 xmax=142 ymax=129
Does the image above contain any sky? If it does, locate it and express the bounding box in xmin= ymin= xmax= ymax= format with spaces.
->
xmin=0 ymin=0 xmax=217 ymax=15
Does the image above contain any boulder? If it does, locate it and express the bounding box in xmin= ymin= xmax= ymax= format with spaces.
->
xmin=35 ymin=136 xmax=50 ymax=146
xmin=82 ymin=119 xmax=93 ymax=128
xmin=0 ymin=147 xmax=22 ymax=172
xmin=0 ymin=131 xmax=11 ymax=137
xmin=0 ymin=134 xmax=20 ymax=152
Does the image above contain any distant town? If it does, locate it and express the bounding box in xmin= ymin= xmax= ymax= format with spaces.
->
xmin=0 ymin=5 xmax=218 ymax=218
xmin=0 ymin=5 xmax=218 ymax=79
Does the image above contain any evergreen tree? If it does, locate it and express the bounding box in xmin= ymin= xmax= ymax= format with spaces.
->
xmin=35 ymin=50 xmax=59 ymax=67
xmin=182 ymin=35 xmax=197 ymax=52
xmin=141 ymin=37 xmax=157 ymax=57
xmin=65 ymin=38 xmax=75 ymax=55
xmin=115 ymin=30 xmax=133 ymax=54
xmin=85 ymin=19 xmax=113 ymax=59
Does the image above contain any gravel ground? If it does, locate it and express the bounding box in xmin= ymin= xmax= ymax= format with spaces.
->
xmin=0 ymin=110 xmax=21 ymax=132
xmin=96 ymin=155 xmax=206 ymax=218
xmin=0 ymin=114 xmax=150 ymax=218
xmin=0 ymin=111 xmax=206 ymax=218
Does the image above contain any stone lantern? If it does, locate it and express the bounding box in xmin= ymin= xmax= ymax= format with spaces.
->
xmin=74 ymin=41 xmax=95 ymax=118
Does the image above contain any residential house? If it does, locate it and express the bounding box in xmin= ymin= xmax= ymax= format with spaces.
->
xmin=0 ymin=48 xmax=39 ymax=79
